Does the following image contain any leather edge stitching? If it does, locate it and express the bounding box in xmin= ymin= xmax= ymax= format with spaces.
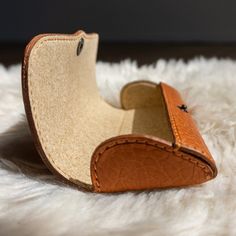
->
xmin=92 ymin=138 xmax=213 ymax=192
xmin=24 ymin=36 xmax=96 ymax=188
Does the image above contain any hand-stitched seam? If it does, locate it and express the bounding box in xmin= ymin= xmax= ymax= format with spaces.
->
xmin=93 ymin=138 xmax=212 ymax=192
xmin=24 ymin=36 xmax=212 ymax=191
xmin=120 ymin=82 xmax=208 ymax=158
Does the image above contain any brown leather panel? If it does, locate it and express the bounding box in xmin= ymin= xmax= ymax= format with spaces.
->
xmin=91 ymin=135 xmax=213 ymax=193
xmin=160 ymin=82 xmax=217 ymax=176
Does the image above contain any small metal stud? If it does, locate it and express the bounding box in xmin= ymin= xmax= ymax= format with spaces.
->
xmin=177 ymin=104 xmax=188 ymax=113
xmin=77 ymin=38 xmax=84 ymax=56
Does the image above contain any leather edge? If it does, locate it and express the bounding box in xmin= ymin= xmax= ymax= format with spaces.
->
xmin=180 ymin=147 xmax=217 ymax=177
xmin=21 ymin=30 xmax=98 ymax=192
xmin=90 ymin=134 xmax=214 ymax=193
xmin=160 ymin=82 xmax=217 ymax=178
xmin=120 ymin=80 xmax=217 ymax=181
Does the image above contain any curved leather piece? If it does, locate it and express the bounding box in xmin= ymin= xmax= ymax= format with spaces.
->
xmin=91 ymin=135 xmax=214 ymax=193
xmin=22 ymin=31 xmax=99 ymax=191
xmin=22 ymin=30 xmax=217 ymax=193
xmin=160 ymin=82 xmax=217 ymax=177
xmin=90 ymin=80 xmax=217 ymax=192
xmin=120 ymin=81 xmax=217 ymax=176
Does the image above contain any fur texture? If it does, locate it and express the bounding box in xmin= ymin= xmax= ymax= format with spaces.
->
xmin=0 ymin=58 xmax=235 ymax=236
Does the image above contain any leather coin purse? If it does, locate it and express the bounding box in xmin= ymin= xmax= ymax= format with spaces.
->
xmin=22 ymin=30 xmax=217 ymax=193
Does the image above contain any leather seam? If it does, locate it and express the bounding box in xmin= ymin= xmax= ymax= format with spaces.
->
xmin=93 ymin=138 xmax=212 ymax=192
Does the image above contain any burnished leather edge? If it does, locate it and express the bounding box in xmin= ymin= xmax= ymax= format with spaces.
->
xmin=91 ymin=81 xmax=217 ymax=192
xmin=180 ymin=146 xmax=217 ymax=177
xmin=21 ymin=31 xmax=98 ymax=191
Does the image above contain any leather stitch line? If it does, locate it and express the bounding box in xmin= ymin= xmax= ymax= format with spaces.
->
xmin=25 ymin=36 xmax=93 ymax=184
xmin=93 ymin=138 xmax=212 ymax=192
xmin=120 ymin=81 xmax=208 ymax=158
xmin=25 ymin=36 xmax=213 ymax=192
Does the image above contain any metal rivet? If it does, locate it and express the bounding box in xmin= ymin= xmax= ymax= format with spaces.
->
xmin=177 ymin=104 xmax=188 ymax=113
xmin=77 ymin=38 xmax=84 ymax=56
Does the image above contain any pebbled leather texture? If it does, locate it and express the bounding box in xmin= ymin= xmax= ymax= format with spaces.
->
xmin=91 ymin=82 xmax=217 ymax=193
xmin=160 ymin=82 xmax=217 ymax=176
xmin=22 ymin=30 xmax=217 ymax=193
xmin=91 ymin=135 xmax=214 ymax=193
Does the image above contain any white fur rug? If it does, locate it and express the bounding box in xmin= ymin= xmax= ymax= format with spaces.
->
xmin=0 ymin=58 xmax=235 ymax=236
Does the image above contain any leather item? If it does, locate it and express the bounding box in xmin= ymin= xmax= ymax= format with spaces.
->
xmin=22 ymin=30 xmax=217 ymax=193
xmin=91 ymin=135 xmax=214 ymax=192
xmin=91 ymin=81 xmax=217 ymax=192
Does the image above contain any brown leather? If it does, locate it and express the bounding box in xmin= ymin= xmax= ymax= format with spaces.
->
xmin=91 ymin=135 xmax=214 ymax=193
xmin=22 ymin=30 xmax=217 ymax=193
xmin=160 ymin=82 xmax=217 ymax=174
xmin=91 ymin=81 xmax=217 ymax=193
xmin=22 ymin=31 xmax=97 ymax=191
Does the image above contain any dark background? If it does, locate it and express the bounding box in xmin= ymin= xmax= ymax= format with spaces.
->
xmin=1 ymin=0 xmax=236 ymax=65
xmin=1 ymin=0 xmax=236 ymax=43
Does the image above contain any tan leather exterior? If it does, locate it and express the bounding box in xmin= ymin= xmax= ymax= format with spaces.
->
xmin=91 ymin=135 xmax=214 ymax=193
xmin=160 ymin=82 xmax=217 ymax=175
xmin=91 ymin=81 xmax=217 ymax=193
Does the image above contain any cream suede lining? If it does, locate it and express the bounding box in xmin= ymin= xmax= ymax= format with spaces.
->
xmin=120 ymin=81 xmax=174 ymax=141
xmin=27 ymin=33 xmax=173 ymax=188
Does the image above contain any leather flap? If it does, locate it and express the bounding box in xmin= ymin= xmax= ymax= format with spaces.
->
xmin=160 ymin=82 xmax=217 ymax=176
xmin=22 ymin=30 xmax=217 ymax=193
xmin=121 ymin=80 xmax=217 ymax=176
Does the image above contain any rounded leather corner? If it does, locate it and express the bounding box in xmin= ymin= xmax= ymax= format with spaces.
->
xmin=180 ymin=146 xmax=218 ymax=179
xmin=90 ymin=135 xmax=213 ymax=193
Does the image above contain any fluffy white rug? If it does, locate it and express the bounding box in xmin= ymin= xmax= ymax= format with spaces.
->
xmin=0 ymin=58 xmax=235 ymax=236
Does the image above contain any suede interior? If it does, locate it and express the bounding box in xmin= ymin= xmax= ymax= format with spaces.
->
xmin=26 ymin=32 xmax=174 ymax=188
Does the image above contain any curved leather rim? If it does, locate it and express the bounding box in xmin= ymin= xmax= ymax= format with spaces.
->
xmin=22 ymin=31 xmax=98 ymax=191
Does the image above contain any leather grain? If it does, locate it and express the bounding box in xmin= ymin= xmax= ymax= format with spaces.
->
xmin=160 ymin=82 xmax=217 ymax=175
xmin=91 ymin=82 xmax=217 ymax=193
xmin=91 ymin=135 xmax=213 ymax=193
xmin=22 ymin=30 xmax=217 ymax=193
